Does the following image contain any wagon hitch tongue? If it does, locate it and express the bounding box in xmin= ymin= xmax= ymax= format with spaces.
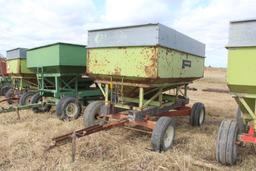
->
xmin=0 ymin=97 xmax=19 ymax=103
xmin=48 ymin=119 xmax=129 ymax=161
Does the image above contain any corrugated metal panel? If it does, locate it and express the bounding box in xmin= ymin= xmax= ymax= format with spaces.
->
xmin=227 ymin=20 xmax=256 ymax=47
xmin=6 ymin=48 xmax=27 ymax=59
xmin=87 ymin=23 xmax=205 ymax=57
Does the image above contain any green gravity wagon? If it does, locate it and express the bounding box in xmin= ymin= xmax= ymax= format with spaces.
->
xmin=24 ymin=42 xmax=102 ymax=120
xmin=216 ymin=19 xmax=256 ymax=165
xmin=52 ymin=24 xmax=206 ymax=153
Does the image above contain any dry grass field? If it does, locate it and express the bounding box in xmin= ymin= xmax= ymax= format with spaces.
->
xmin=0 ymin=67 xmax=255 ymax=171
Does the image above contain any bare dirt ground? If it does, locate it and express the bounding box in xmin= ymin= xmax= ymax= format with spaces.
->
xmin=0 ymin=67 xmax=255 ymax=171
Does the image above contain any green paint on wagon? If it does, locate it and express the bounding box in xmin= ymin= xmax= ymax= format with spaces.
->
xmin=27 ymin=42 xmax=86 ymax=73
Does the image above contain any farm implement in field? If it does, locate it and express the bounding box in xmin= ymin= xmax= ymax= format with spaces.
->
xmin=0 ymin=43 xmax=103 ymax=120
xmin=216 ymin=19 xmax=256 ymax=165
xmin=48 ymin=23 xmax=206 ymax=160
xmin=49 ymin=82 xmax=205 ymax=161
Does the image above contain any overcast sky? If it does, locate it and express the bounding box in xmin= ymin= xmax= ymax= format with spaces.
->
xmin=0 ymin=0 xmax=255 ymax=67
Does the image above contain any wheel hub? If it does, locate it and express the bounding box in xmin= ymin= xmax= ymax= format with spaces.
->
xmin=164 ymin=125 xmax=174 ymax=147
xmin=199 ymin=109 xmax=205 ymax=125
xmin=66 ymin=103 xmax=78 ymax=117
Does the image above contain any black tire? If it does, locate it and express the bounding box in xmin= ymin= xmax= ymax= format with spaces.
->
xmin=57 ymin=96 xmax=81 ymax=120
xmin=216 ymin=119 xmax=239 ymax=165
xmin=31 ymin=93 xmax=51 ymax=113
xmin=190 ymin=102 xmax=205 ymax=127
xmin=83 ymin=101 xmax=104 ymax=127
xmin=19 ymin=92 xmax=35 ymax=105
xmin=236 ymin=108 xmax=245 ymax=134
xmin=151 ymin=117 xmax=176 ymax=152
xmin=5 ymin=88 xmax=14 ymax=104
xmin=0 ymin=86 xmax=11 ymax=96
xmin=56 ymin=96 xmax=69 ymax=117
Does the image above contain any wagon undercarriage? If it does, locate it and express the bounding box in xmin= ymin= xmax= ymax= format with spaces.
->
xmin=49 ymin=81 xmax=206 ymax=161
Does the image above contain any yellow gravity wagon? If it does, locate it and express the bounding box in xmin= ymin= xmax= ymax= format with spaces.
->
xmin=4 ymin=48 xmax=37 ymax=104
xmin=51 ymin=23 xmax=207 ymax=154
xmin=216 ymin=19 xmax=256 ymax=165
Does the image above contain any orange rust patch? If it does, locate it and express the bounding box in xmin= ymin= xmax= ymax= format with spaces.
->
xmin=144 ymin=47 xmax=157 ymax=78
xmin=114 ymin=67 xmax=121 ymax=75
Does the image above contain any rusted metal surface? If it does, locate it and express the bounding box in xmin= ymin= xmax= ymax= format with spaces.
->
xmin=50 ymin=104 xmax=192 ymax=149
xmin=144 ymin=47 xmax=157 ymax=78
xmin=50 ymin=119 xmax=129 ymax=148
xmin=48 ymin=101 xmax=194 ymax=162
xmin=110 ymin=113 xmax=156 ymax=129
xmin=87 ymin=46 xmax=204 ymax=86
xmin=95 ymin=80 xmax=191 ymax=98
xmin=0 ymin=97 xmax=19 ymax=103
xmin=87 ymin=46 xmax=158 ymax=79
xmin=159 ymin=106 xmax=191 ymax=117
xmin=128 ymin=119 xmax=156 ymax=130
xmin=95 ymin=79 xmax=193 ymax=87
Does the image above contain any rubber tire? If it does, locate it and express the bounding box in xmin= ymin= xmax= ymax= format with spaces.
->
xmin=5 ymin=88 xmax=14 ymax=104
xmin=151 ymin=116 xmax=176 ymax=152
xmin=216 ymin=119 xmax=239 ymax=165
xmin=190 ymin=102 xmax=206 ymax=127
xmin=0 ymin=86 xmax=11 ymax=96
xmin=83 ymin=101 xmax=104 ymax=127
xmin=56 ymin=96 xmax=69 ymax=117
xmin=236 ymin=108 xmax=245 ymax=134
xmin=31 ymin=93 xmax=51 ymax=113
xmin=19 ymin=92 xmax=35 ymax=105
xmin=57 ymin=97 xmax=81 ymax=120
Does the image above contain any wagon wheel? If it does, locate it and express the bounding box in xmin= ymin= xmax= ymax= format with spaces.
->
xmin=0 ymin=85 xmax=11 ymax=96
xmin=31 ymin=93 xmax=51 ymax=113
xmin=83 ymin=101 xmax=107 ymax=127
xmin=19 ymin=92 xmax=35 ymax=105
xmin=190 ymin=102 xmax=205 ymax=127
xmin=5 ymin=88 xmax=15 ymax=104
xmin=151 ymin=116 xmax=176 ymax=152
xmin=216 ymin=119 xmax=239 ymax=165
xmin=56 ymin=96 xmax=81 ymax=121
xmin=56 ymin=97 xmax=69 ymax=117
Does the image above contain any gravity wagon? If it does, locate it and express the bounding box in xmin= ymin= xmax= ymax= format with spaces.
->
xmin=216 ymin=19 xmax=256 ymax=165
xmin=0 ymin=57 xmax=12 ymax=95
xmin=25 ymin=43 xmax=103 ymax=120
xmin=3 ymin=48 xmax=37 ymax=104
xmin=52 ymin=24 xmax=206 ymax=153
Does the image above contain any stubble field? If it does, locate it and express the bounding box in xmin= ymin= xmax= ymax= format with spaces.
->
xmin=0 ymin=67 xmax=255 ymax=171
